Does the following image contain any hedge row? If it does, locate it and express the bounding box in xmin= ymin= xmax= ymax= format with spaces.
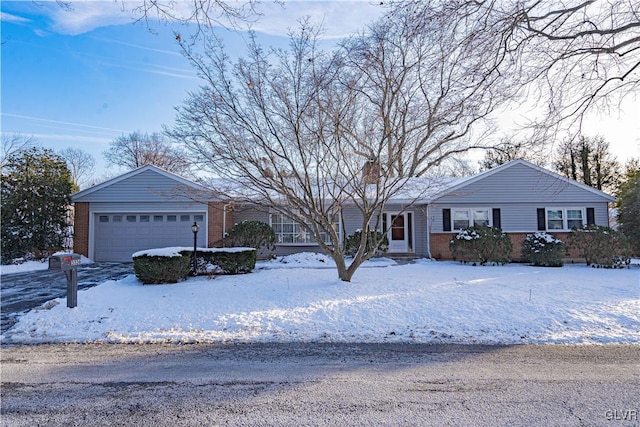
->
xmin=132 ymin=247 xmax=257 ymax=285
xmin=450 ymin=225 xmax=632 ymax=268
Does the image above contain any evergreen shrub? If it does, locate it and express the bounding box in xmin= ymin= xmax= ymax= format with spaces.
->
xmin=344 ymin=230 xmax=388 ymax=257
xmin=521 ymin=232 xmax=565 ymax=267
xmin=568 ymin=225 xmax=632 ymax=268
xmin=449 ymin=225 xmax=512 ymax=265
xmin=132 ymin=254 xmax=190 ymax=284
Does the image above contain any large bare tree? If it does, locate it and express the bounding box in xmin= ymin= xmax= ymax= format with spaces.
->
xmin=104 ymin=131 xmax=192 ymax=175
xmin=485 ymin=0 xmax=639 ymax=131
xmin=170 ymin=1 xmax=519 ymax=281
xmin=58 ymin=147 xmax=95 ymax=191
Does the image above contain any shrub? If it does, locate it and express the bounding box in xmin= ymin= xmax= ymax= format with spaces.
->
xmin=133 ymin=254 xmax=190 ymax=284
xmin=226 ymin=221 xmax=276 ymax=252
xmin=449 ymin=225 xmax=512 ymax=266
xmin=344 ymin=230 xmax=389 ymax=257
xmin=568 ymin=225 xmax=632 ymax=268
xmin=521 ymin=232 xmax=565 ymax=267
xmin=181 ymin=248 xmax=257 ymax=275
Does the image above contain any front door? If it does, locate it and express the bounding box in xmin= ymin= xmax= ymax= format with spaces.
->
xmin=386 ymin=212 xmax=410 ymax=253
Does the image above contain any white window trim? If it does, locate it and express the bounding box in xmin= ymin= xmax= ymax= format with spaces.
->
xmin=269 ymin=211 xmax=341 ymax=246
xmin=451 ymin=207 xmax=492 ymax=230
xmin=545 ymin=207 xmax=586 ymax=231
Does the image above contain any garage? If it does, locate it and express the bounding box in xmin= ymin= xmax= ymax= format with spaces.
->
xmin=72 ymin=165 xmax=219 ymax=262
xmin=93 ymin=212 xmax=207 ymax=262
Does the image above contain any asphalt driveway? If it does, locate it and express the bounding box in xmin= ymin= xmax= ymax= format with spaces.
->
xmin=1 ymin=262 xmax=134 ymax=334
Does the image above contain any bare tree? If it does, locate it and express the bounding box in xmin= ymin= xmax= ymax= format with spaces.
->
xmin=1 ymin=134 xmax=38 ymax=171
xmin=170 ymin=2 xmax=519 ymax=281
xmin=58 ymin=147 xmax=95 ymax=191
xmin=476 ymin=0 xmax=640 ymax=132
xmin=555 ymin=135 xmax=620 ymax=192
xmin=478 ymin=137 xmax=547 ymax=171
xmin=104 ymin=131 xmax=192 ymax=176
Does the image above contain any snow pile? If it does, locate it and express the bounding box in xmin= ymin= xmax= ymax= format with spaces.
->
xmin=3 ymin=254 xmax=638 ymax=345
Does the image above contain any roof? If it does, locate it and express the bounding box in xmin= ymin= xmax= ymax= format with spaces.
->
xmin=428 ymin=159 xmax=616 ymax=203
xmin=71 ymin=164 xmax=212 ymax=202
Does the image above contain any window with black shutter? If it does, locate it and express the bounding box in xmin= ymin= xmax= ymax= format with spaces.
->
xmin=586 ymin=207 xmax=595 ymax=225
xmin=492 ymin=208 xmax=501 ymax=230
xmin=537 ymin=208 xmax=546 ymax=231
xmin=443 ymin=209 xmax=451 ymax=232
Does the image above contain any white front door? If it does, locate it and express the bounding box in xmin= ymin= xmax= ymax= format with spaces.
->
xmin=386 ymin=212 xmax=409 ymax=253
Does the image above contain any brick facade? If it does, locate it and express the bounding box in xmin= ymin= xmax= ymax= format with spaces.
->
xmin=208 ymin=202 xmax=234 ymax=247
xmin=73 ymin=202 xmax=90 ymax=257
xmin=430 ymin=231 xmax=583 ymax=261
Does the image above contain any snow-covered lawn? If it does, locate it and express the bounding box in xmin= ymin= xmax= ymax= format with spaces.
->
xmin=2 ymin=253 xmax=639 ymax=345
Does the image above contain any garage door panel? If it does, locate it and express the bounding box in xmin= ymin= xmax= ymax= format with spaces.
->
xmin=94 ymin=212 xmax=206 ymax=262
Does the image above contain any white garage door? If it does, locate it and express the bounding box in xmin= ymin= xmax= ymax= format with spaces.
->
xmin=93 ymin=212 xmax=207 ymax=262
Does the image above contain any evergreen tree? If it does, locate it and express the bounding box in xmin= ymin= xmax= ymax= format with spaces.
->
xmin=617 ymin=160 xmax=640 ymax=255
xmin=1 ymin=148 xmax=74 ymax=263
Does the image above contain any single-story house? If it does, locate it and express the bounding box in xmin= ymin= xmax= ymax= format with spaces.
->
xmin=71 ymin=160 xmax=615 ymax=262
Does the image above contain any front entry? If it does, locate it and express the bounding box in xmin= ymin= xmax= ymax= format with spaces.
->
xmin=384 ymin=212 xmax=413 ymax=253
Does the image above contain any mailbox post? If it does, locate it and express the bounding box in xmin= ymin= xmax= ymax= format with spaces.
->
xmin=49 ymin=253 xmax=82 ymax=308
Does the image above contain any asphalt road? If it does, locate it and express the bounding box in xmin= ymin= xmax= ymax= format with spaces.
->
xmin=1 ymin=343 xmax=638 ymax=426
xmin=0 ymin=262 xmax=134 ymax=333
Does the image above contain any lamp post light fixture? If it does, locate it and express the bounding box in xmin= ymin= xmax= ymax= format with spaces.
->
xmin=191 ymin=221 xmax=199 ymax=275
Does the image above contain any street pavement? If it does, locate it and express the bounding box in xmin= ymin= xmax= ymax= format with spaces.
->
xmin=1 ymin=343 xmax=638 ymax=426
xmin=0 ymin=262 xmax=134 ymax=333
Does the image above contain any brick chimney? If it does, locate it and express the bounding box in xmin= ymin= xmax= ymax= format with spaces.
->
xmin=362 ymin=158 xmax=380 ymax=184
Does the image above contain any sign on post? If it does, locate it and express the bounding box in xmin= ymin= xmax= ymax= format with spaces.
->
xmin=48 ymin=253 xmax=82 ymax=308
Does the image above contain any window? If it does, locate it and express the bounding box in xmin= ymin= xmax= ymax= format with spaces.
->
xmin=153 ymin=215 xmax=163 ymax=222
xmin=567 ymin=209 xmax=584 ymax=229
xmin=167 ymin=215 xmax=177 ymax=222
xmin=451 ymin=208 xmax=491 ymax=230
xmin=194 ymin=214 xmax=204 ymax=222
xmin=180 ymin=215 xmax=190 ymax=222
xmin=140 ymin=215 xmax=150 ymax=222
xmin=99 ymin=215 xmax=109 ymax=223
xmin=270 ymin=212 xmax=339 ymax=245
xmin=126 ymin=215 xmax=136 ymax=222
xmin=542 ymin=208 xmax=586 ymax=231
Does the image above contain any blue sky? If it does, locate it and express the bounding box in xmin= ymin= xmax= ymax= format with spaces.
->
xmin=1 ymin=1 xmax=385 ymax=179
xmin=2 ymin=1 xmax=638 ymax=182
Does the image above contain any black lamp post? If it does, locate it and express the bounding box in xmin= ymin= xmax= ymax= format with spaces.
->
xmin=191 ymin=221 xmax=199 ymax=275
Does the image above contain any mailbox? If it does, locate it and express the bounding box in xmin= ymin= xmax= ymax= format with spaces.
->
xmin=48 ymin=253 xmax=82 ymax=308
xmin=49 ymin=253 xmax=82 ymax=271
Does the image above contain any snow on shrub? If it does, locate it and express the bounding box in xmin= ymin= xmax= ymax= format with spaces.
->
xmin=449 ymin=225 xmax=512 ymax=266
xmin=344 ymin=230 xmax=388 ymax=257
xmin=521 ymin=232 xmax=565 ymax=267
xmin=132 ymin=247 xmax=257 ymax=284
xmin=568 ymin=225 xmax=632 ymax=268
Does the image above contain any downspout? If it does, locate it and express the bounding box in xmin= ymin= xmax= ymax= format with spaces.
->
xmin=426 ymin=204 xmax=432 ymax=259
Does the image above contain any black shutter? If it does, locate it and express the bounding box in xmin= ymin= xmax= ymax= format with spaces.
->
xmin=586 ymin=207 xmax=595 ymax=226
xmin=443 ymin=209 xmax=451 ymax=232
xmin=492 ymin=208 xmax=501 ymax=230
xmin=537 ymin=208 xmax=546 ymax=231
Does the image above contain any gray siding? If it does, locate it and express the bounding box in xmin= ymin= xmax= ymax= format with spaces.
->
xmin=434 ymin=162 xmax=613 ymax=205
xmin=430 ymin=202 xmax=610 ymax=233
xmin=74 ymin=169 xmax=200 ymax=203
xmin=88 ymin=201 xmax=209 ymax=213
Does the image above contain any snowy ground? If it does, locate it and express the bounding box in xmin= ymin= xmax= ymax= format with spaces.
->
xmin=2 ymin=253 xmax=639 ymax=345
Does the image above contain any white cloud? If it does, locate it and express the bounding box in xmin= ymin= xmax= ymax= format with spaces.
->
xmin=249 ymin=1 xmax=386 ymax=39
xmin=34 ymin=1 xmax=385 ymax=38
xmin=44 ymin=1 xmax=140 ymax=35
xmin=1 ymin=11 xmax=31 ymax=24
